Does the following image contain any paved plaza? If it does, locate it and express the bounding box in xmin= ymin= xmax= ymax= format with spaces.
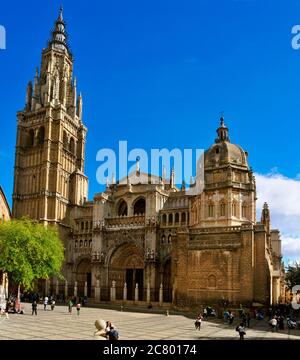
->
xmin=0 ymin=303 xmax=299 ymax=340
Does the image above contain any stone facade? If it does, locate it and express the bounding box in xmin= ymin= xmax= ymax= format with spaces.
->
xmin=0 ymin=186 xmax=11 ymax=307
xmin=12 ymin=9 xmax=284 ymax=308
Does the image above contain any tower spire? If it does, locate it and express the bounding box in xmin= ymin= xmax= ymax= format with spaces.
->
xmin=48 ymin=6 xmax=71 ymax=55
xmin=215 ymin=116 xmax=230 ymax=143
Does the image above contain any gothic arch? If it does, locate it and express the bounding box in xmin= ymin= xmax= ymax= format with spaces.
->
xmin=133 ymin=196 xmax=146 ymax=215
xmin=117 ymin=199 xmax=128 ymax=216
xmin=38 ymin=126 xmax=45 ymax=144
xmin=28 ymin=129 xmax=35 ymax=146
xmin=74 ymin=255 xmax=92 ymax=297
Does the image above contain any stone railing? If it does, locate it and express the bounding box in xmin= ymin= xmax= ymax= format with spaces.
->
xmin=105 ymin=215 xmax=145 ymax=228
xmin=190 ymin=225 xmax=242 ymax=234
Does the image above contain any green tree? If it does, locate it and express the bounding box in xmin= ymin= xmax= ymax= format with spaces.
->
xmin=285 ymin=263 xmax=300 ymax=290
xmin=0 ymin=217 xmax=64 ymax=290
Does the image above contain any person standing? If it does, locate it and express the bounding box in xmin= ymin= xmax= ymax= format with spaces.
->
xmin=32 ymin=301 xmax=37 ymax=316
xmin=195 ymin=314 xmax=203 ymax=330
xmin=236 ymin=323 xmax=246 ymax=340
xmin=76 ymin=302 xmax=81 ymax=316
xmin=68 ymin=299 xmax=73 ymax=315
xmin=44 ymin=296 xmax=48 ymax=311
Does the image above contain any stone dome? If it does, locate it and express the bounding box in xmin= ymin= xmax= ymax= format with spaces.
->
xmin=204 ymin=118 xmax=248 ymax=168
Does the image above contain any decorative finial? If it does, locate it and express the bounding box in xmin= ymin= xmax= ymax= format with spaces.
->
xmin=59 ymin=5 xmax=63 ymax=20
xmin=136 ymin=156 xmax=140 ymax=175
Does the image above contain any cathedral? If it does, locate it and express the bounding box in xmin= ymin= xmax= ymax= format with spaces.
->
xmin=12 ymin=9 xmax=284 ymax=308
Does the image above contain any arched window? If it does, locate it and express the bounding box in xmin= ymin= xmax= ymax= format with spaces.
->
xmin=168 ymin=234 xmax=172 ymax=243
xmin=242 ymin=203 xmax=247 ymax=218
xmin=84 ymin=240 xmax=87 ymax=247
xmin=79 ymin=240 xmax=83 ymax=247
xmin=175 ymin=213 xmax=180 ymax=223
xmin=161 ymin=235 xmax=165 ymax=244
xmin=232 ymin=202 xmax=237 ymax=217
xmin=81 ymin=222 xmax=84 ymax=230
xmin=220 ymin=203 xmax=226 ymax=217
xmin=69 ymin=137 xmax=75 ymax=154
xmin=168 ymin=213 xmax=173 ymax=224
xmin=75 ymin=240 xmax=78 ymax=248
xmin=162 ymin=214 xmax=167 ymax=225
xmin=181 ymin=212 xmax=186 ymax=223
xmin=118 ymin=200 xmax=128 ymax=216
xmin=133 ymin=198 xmax=146 ymax=215
xmin=38 ymin=126 xmax=45 ymax=144
xmin=89 ymin=240 xmax=92 ymax=248
xmin=63 ymin=131 xmax=68 ymax=148
xmin=28 ymin=129 xmax=34 ymax=146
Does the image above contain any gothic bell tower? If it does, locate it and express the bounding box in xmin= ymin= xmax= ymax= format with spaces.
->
xmin=12 ymin=7 xmax=88 ymax=224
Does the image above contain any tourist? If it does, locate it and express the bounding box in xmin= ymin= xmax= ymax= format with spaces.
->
xmin=195 ymin=313 xmax=203 ymax=330
xmin=76 ymin=302 xmax=81 ymax=316
xmin=236 ymin=322 xmax=246 ymax=340
xmin=269 ymin=316 xmax=277 ymax=332
xmin=106 ymin=325 xmax=119 ymax=341
xmin=43 ymin=296 xmax=48 ymax=310
xmin=32 ymin=300 xmax=37 ymax=316
xmin=68 ymin=299 xmax=73 ymax=314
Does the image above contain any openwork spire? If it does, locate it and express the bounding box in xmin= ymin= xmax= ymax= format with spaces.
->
xmin=48 ymin=6 xmax=71 ymax=55
xmin=215 ymin=116 xmax=230 ymax=143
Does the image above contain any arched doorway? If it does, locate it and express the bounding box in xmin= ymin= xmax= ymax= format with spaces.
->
xmin=163 ymin=259 xmax=172 ymax=302
xmin=75 ymin=258 xmax=92 ymax=297
xmin=109 ymin=243 xmax=144 ymax=301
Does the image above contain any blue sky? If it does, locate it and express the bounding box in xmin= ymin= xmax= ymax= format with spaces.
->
xmin=0 ymin=0 xmax=300 ymax=261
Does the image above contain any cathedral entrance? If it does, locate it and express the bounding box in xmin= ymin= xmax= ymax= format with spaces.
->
xmin=75 ymin=258 xmax=92 ymax=298
xmin=109 ymin=243 xmax=144 ymax=301
xmin=126 ymin=268 xmax=144 ymax=300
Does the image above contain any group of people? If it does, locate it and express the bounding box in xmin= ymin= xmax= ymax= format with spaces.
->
xmin=94 ymin=319 xmax=119 ymax=340
xmin=67 ymin=299 xmax=82 ymax=316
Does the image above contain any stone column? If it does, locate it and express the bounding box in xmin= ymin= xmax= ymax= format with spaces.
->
xmin=110 ymin=280 xmax=116 ymax=301
xmin=74 ymin=281 xmax=78 ymax=297
xmin=146 ymin=281 xmax=151 ymax=303
xmin=84 ymin=281 xmax=88 ymax=297
xmin=64 ymin=280 xmax=68 ymax=299
xmin=159 ymin=283 xmax=163 ymax=305
xmin=135 ymin=283 xmax=139 ymax=302
xmin=55 ymin=280 xmax=59 ymax=296
xmin=95 ymin=280 xmax=101 ymax=303
xmin=123 ymin=283 xmax=127 ymax=302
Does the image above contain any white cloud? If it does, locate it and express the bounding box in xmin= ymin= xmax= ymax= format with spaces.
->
xmin=255 ymin=172 xmax=300 ymax=261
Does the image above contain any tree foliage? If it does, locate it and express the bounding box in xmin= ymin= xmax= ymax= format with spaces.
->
xmin=285 ymin=263 xmax=300 ymax=290
xmin=0 ymin=217 xmax=64 ymax=289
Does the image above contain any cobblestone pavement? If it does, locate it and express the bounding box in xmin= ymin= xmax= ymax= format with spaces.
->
xmin=0 ymin=303 xmax=299 ymax=340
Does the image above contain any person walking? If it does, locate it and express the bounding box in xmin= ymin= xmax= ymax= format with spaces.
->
xmin=269 ymin=316 xmax=277 ymax=332
xmin=236 ymin=323 xmax=246 ymax=340
xmin=194 ymin=314 xmax=203 ymax=330
xmin=76 ymin=302 xmax=81 ymax=316
xmin=43 ymin=296 xmax=48 ymax=311
xmin=51 ymin=299 xmax=55 ymax=311
xmin=32 ymin=300 xmax=37 ymax=316
xmin=228 ymin=310 xmax=234 ymax=325
xmin=68 ymin=299 xmax=73 ymax=315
